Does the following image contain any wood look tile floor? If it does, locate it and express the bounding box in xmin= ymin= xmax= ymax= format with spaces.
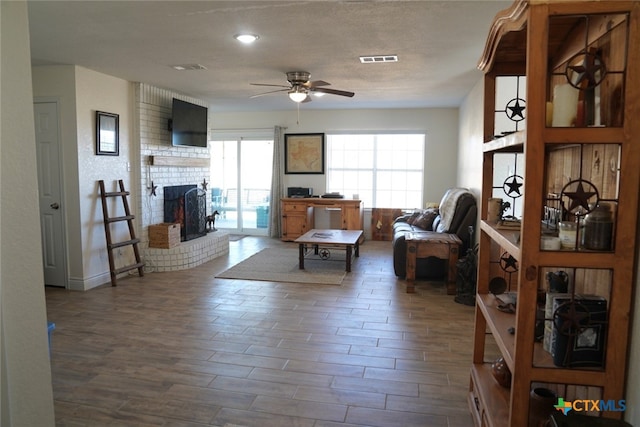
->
xmin=46 ymin=237 xmax=477 ymax=427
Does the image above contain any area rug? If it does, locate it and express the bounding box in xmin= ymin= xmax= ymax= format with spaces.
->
xmin=216 ymin=247 xmax=347 ymax=285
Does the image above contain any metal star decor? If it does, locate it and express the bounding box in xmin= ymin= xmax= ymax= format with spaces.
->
xmin=506 ymin=98 xmax=526 ymax=122
xmin=149 ymin=181 xmax=157 ymax=197
xmin=503 ymin=175 xmax=524 ymax=198
xmin=562 ymin=179 xmax=598 ymax=214
xmin=553 ymin=301 xmax=590 ymax=337
xmin=565 ymin=51 xmax=607 ymax=90
xmin=499 ymin=252 xmax=518 ymax=273
xmin=319 ymin=248 xmax=331 ymax=260
xmin=201 ymin=179 xmax=208 ymax=192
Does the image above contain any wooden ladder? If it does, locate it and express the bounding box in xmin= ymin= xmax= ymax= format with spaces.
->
xmin=98 ymin=179 xmax=144 ymax=286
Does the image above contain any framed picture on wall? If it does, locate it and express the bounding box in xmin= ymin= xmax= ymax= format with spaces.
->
xmin=284 ymin=133 xmax=325 ymax=174
xmin=96 ymin=111 xmax=119 ymax=156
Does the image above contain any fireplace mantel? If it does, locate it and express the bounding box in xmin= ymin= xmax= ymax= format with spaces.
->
xmin=150 ymin=155 xmax=208 ymax=168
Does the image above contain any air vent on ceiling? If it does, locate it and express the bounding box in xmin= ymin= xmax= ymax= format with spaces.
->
xmin=170 ymin=64 xmax=208 ymax=71
xmin=359 ymin=55 xmax=398 ymax=64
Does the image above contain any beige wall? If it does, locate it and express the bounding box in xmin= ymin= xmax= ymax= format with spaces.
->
xmin=75 ymin=68 xmax=135 ymax=288
xmin=1 ymin=1 xmax=55 ymax=425
xmin=457 ymin=77 xmax=484 ymax=200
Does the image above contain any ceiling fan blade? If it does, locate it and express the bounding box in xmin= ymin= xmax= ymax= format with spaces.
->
xmin=304 ymin=80 xmax=330 ymax=88
xmin=250 ymin=88 xmax=289 ymax=98
xmin=310 ymin=87 xmax=355 ymax=97
xmin=250 ymin=83 xmax=291 ymax=88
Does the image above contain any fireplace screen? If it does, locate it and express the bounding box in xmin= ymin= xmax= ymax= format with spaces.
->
xmin=164 ymin=185 xmax=207 ymax=241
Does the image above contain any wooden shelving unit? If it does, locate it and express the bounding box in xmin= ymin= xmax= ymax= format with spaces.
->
xmin=470 ymin=2 xmax=640 ymax=426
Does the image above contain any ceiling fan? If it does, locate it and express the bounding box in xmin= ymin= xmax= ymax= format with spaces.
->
xmin=250 ymin=71 xmax=355 ymax=103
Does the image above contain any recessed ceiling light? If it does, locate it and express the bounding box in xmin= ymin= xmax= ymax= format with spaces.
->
xmin=234 ymin=34 xmax=259 ymax=44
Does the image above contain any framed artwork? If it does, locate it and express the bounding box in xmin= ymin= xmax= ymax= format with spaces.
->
xmin=284 ymin=133 xmax=325 ymax=174
xmin=96 ymin=111 xmax=119 ymax=156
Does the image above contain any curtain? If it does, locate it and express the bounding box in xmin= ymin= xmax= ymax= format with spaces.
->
xmin=269 ymin=126 xmax=285 ymax=237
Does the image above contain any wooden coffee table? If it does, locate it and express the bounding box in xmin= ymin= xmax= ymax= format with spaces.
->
xmin=405 ymin=231 xmax=462 ymax=294
xmin=294 ymin=229 xmax=363 ymax=272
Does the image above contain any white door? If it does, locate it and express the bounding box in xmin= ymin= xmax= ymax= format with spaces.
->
xmin=34 ymin=101 xmax=67 ymax=287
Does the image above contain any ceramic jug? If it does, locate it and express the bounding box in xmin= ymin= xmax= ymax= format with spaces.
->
xmin=547 ymin=271 xmax=568 ymax=293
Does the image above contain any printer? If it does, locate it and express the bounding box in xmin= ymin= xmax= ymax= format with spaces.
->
xmin=287 ymin=187 xmax=313 ymax=198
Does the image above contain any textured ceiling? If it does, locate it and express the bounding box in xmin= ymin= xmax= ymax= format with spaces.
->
xmin=27 ymin=1 xmax=512 ymax=113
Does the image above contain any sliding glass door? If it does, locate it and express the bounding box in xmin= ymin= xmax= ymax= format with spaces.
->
xmin=210 ymin=138 xmax=273 ymax=235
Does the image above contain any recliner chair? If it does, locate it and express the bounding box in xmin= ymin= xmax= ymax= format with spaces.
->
xmin=392 ymin=188 xmax=477 ymax=280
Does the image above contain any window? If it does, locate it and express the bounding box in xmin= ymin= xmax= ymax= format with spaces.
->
xmin=326 ymin=133 xmax=425 ymax=208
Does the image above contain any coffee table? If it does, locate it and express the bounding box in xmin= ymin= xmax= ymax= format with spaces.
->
xmin=294 ymin=229 xmax=363 ymax=272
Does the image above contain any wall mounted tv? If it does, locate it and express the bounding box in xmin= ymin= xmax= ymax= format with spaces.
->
xmin=170 ymin=98 xmax=208 ymax=147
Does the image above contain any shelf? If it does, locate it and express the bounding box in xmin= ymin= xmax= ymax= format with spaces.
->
xmin=476 ymin=294 xmax=516 ymax=372
xmin=542 ymin=127 xmax=626 ymax=143
xmin=472 ymin=291 xmax=605 ymax=386
xmin=537 ymin=251 xmax=616 ymax=269
xmin=483 ymin=130 xmax=525 ymax=152
xmin=480 ymin=220 xmax=520 ymax=260
xmin=470 ymin=364 xmax=510 ymax=427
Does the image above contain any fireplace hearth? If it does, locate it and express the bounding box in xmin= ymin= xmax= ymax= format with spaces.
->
xmin=164 ymin=185 xmax=207 ymax=241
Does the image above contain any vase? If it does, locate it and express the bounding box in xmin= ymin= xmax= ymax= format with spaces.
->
xmin=490 ymin=357 xmax=511 ymax=388
xmin=529 ymin=387 xmax=557 ymax=427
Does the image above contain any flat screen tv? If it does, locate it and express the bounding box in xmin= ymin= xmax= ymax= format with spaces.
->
xmin=171 ymin=98 xmax=208 ymax=147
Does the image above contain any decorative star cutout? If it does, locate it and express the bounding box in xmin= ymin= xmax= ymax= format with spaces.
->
xmin=563 ymin=180 xmax=597 ymax=213
xmin=503 ymin=175 xmax=524 ymax=198
xmin=201 ymin=179 xmax=208 ymax=192
xmin=150 ymin=181 xmax=157 ymax=197
xmin=555 ymin=301 xmax=590 ymax=337
xmin=499 ymin=253 xmax=518 ymax=273
xmin=566 ymin=52 xmax=606 ymax=89
xmin=506 ymin=98 xmax=526 ymax=122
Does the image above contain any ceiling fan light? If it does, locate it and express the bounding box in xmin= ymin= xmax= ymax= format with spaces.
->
xmin=234 ymin=34 xmax=259 ymax=44
xmin=288 ymin=90 xmax=308 ymax=103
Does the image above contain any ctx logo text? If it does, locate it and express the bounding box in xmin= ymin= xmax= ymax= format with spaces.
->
xmin=555 ymin=398 xmax=626 ymax=414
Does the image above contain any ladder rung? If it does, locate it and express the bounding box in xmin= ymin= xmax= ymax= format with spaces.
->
xmin=108 ymin=238 xmax=140 ymax=249
xmin=103 ymin=191 xmax=130 ymax=197
xmin=99 ymin=179 xmax=143 ymax=287
xmin=113 ymin=263 xmax=145 ymax=275
xmin=106 ymin=215 xmax=135 ymax=223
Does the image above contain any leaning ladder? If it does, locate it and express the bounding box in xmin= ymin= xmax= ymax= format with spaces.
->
xmin=98 ymin=179 xmax=144 ymax=286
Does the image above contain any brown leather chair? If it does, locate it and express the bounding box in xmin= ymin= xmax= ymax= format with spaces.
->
xmin=392 ymin=188 xmax=477 ymax=279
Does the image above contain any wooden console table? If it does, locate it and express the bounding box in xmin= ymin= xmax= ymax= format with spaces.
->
xmin=281 ymin=198 xmax=363 ymax=241
xmin=405 ymin=231 xmax=462 ymax=294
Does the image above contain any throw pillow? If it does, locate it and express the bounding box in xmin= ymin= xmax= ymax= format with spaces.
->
xmin=413 ymin=208 xmax=439 ymax=230
xmin=405 ymin=210 xmax=422 ymax=225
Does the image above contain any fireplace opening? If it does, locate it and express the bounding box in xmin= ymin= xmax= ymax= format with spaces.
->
xmin=164 ymin=185 xmax=207 ymax=241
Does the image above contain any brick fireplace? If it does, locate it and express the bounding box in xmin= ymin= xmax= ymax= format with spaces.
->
xmin=137 ymin=84 xmax=229 ymax=271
